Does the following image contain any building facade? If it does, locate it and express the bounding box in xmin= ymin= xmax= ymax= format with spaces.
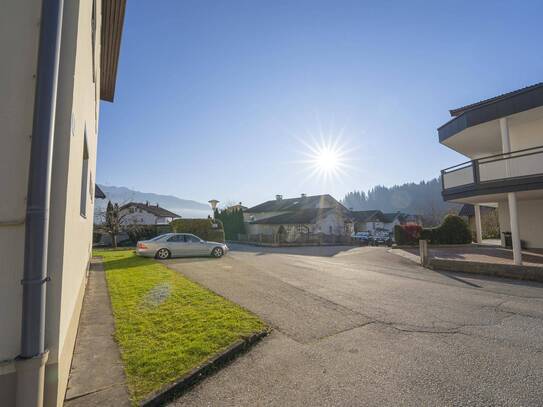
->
xmin=0 ymin=0 xmax=126 ymax=405
xmin=439 ymin=83 xmax=543 ymax=264
xmin=120 ymin=202 xmax=180 ymax=225
xmin=244 ymin=194 xmax=353 ymax=242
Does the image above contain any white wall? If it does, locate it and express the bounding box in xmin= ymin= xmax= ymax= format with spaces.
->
xmin=0 ymin=0 xmax=103 ymax=405
xmin=498 ymin=198 xmax=543 ymax=249
xmin=0 ymin=4 xmax=42 ymax=403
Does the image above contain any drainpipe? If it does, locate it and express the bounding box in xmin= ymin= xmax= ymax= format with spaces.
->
xmin=16 ymin=0 xmax=64 ymax=406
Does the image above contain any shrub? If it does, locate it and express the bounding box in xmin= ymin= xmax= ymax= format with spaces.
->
xmin=126 ymin=225 xmax=170 ymax=244
xmin=394 ymin=223 xmax=422 ymax=245
xmin=433 ymin=214 xmax=471 ymax=244
xmin=171 ymin=218 xmax=225 ymax=242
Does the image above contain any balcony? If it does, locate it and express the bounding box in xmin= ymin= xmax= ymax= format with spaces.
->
xmin=441 ymin=145 xmax=543 ymax=201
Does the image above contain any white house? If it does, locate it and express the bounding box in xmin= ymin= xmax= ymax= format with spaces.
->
xmin=351 ymin=210 xmax=421 ymax=234
xmin=244 ymin=194 xmax=353 ymax=242
xmin=120 ymin=202 xmax=180 ymax=225
xmin=439 ymin=82 xmax=543 ymax=265
xmin=0 ymin=0 xmax=126 ymax=405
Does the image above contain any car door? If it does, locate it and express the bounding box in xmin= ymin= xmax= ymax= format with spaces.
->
xmin=166 ymin=234 xmax=186 ymax=257
xmin=186 ymin=234 xmax=208 ymax=256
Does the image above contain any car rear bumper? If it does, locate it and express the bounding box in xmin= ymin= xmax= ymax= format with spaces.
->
xmin=136 ymin=248 xmax=156 ymax=257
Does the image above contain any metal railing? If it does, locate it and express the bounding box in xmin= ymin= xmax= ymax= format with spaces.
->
xmin=441 ymin=145 xmax=543 ymax=191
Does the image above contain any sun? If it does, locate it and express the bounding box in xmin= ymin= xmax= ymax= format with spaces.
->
xmin=299 ymin=137 xmax=352 ymax=183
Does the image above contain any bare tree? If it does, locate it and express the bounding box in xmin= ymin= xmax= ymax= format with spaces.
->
xmin=95 ymin=200 xmax=129 ymax=248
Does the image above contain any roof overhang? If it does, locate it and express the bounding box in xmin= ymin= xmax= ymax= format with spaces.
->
xmin=438 ymin=83 xmax=543 ymax=144
xmin=100 ymin=0 xmax=127 ymax=102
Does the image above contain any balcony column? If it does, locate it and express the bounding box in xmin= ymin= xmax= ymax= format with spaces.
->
xmin=474 ymin=204 xmax=483 ymax=243
xmin=500 ymin=117 xmax=522 ymax=265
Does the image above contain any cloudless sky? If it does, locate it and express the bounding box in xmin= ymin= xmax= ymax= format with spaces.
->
xmin=98 ymin=0 xmax=543 ymax=207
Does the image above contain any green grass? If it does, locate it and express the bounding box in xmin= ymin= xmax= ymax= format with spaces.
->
xmin=95 ymin=249 xmax=266 ymax=403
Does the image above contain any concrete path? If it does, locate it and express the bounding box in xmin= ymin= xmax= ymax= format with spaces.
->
xmin=164 ymin=244 xmax=543 ymax=406
xmin=64 ymin=258 xmax=130 ymax=406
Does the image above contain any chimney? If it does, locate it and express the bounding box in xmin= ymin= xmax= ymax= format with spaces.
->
xmin=145 ymin=201 xmax=149 ymax=206
xmin=276 ymin=194 xmax=283 ymax=201
xmin=156 ymin=203 xmax=159 ymax=207
xmin=301 ymin=193 xmax=307 ymax=198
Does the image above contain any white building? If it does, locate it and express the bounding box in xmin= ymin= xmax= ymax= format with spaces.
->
xmin=244 ymin=194 xmax=353 ymax=242
xmin=439 ymin=83 xmax=543 ymax=265
xmin=120 ymin=202 xmax=180 ymax=225
xmin=351 ymin=211 xmax=421 ymax=234
xmin=0 ymin=0 xmax=126 ymax=405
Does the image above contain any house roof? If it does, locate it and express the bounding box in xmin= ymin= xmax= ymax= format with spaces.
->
xmin=100 ymin=0 xmax=127 ymax=102
xmin=381 ymin=212 xmax=403 ymax=223
xmin=449 ymin=82 xmax=543 ymax=117
xmin=121 ymin=202 xmax=180 ymax=218
xmin=458 ymin=204 xmax=496 ymax=217
xmin=438 ymin=82 xmax=543 ymax=143
xmin=351 ymin=210 xmax=384 ymax=222
xmin=246 ymin=194 xmax=342 ymax=213
xmin=251 ymin=208 xmax=337 ymax=225
xmin=95 ymin=184 xmax=106 ymax=199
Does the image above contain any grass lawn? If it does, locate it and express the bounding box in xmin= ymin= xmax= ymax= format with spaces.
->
xmin=95 ymin=249 xmax=266 ymax=404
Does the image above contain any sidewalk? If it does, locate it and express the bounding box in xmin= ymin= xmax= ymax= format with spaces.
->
xmin=64 ymin=258 xmax=130 ymax=406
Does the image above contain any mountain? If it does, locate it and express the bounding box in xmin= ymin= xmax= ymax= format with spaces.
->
xmin=94 ymin=185 xmax=212 ymax=220
xmin=342 ymin=178 xmax=461 ymax=226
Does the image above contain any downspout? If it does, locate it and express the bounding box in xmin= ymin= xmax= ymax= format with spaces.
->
xmin=16 ymin=0 xmax=64 ymax=406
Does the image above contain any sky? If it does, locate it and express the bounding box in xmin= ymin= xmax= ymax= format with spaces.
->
xmin=97 ymin=0 xmax=543 ymax=207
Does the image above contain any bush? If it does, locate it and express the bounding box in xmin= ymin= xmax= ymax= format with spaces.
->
xmin=394 ymin=223 xmax=422 ymax=245
xmin=433 ymin=214 xmax=472 ymax=244
xmin=126 ymin=224 xmax=171 ymax=244
xmin=171 ymin=218 xmax=225 ymax=243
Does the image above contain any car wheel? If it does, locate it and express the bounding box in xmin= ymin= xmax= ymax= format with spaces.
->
xmin=211 ymin=247 xmax=223 ymax=258
xmin=155 ymin=248 xmax=171 ymax=259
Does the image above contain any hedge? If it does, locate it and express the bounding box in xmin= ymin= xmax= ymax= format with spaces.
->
xmin=395 ymin=215 xmax=471 ymax=245
xmin=126 ymin=224 xmax=172 ymax=244
xmin=170 ymin=218 xmax=225 ymax=243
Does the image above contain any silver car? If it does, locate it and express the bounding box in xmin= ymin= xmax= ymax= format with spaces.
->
xmin=136 ymin=233 xmax=228 ymax=259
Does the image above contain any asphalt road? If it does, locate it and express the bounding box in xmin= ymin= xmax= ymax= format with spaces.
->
xmin=165 ymin=244 xmax=543 ymax=406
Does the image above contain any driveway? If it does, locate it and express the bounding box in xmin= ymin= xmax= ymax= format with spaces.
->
xmin=164 ymin=244 xmax=543 ymax=406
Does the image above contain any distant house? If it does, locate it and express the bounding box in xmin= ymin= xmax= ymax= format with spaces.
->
xmin=351 ymin=210 xmax=422 ymax=234
xmin=244 ymin=194 xmax=353 ymax=242
xmin=224 ymin=202 xmax=248 ymax=213
xmin=120 ymin=202 xmax=180 ymax=225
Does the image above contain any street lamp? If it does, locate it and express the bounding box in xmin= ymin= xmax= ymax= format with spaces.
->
xmin=208 ymin=199 xmax=219 ymax=216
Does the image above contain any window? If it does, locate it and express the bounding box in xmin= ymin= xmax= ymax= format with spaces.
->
xmin=168 ymin=234 xmax=186 ymax=242
xmin=186 ymin=235 xmax=202 ymax=243
xmin=129 ymin=207 xmax=135 ymax=213
xmin=80 ymin=134 xmax=89 ymax=217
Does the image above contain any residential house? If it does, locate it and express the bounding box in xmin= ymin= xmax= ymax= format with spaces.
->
xmin=1 ymin=1 xmax=126 ymax=405
xmin=439 ymin=83 xmax=543 ymax=264
xmin=352 ymin=210 xmax=421 ymax=234
xmin=224 ymin=202 xmax=248 ymax=213
xmin=244 ymin=194 xmax=353 ymax=242
xmin=120 ymin=202 xmax=180 ymax=225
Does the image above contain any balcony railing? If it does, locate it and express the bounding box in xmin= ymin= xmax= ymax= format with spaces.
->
xmin=441 ymin=145 xmax=543 ymax=192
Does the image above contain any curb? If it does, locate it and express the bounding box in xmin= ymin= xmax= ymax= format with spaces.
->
xmin=140 ymin=329 xmax=269 ymax=407
xmin=428 ymin=259 xmax=543 ymax=283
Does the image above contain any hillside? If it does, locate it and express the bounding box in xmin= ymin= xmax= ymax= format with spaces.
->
xmin=342 ymin=178 xmax=461 ymax=226
xmin=94 ymin=185 xmax=212 ymax=219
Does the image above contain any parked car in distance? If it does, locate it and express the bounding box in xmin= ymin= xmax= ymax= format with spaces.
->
xmin=136 ymin=233 xmax=228 ymax=259
xmin=370 ymin=230 xmax=393 ymax=246
xmin=352 ymin=231 xmax=371 ymax=243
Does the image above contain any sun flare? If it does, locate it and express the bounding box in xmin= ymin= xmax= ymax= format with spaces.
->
xmin=298 ymin=137 xmax=353 ymax=183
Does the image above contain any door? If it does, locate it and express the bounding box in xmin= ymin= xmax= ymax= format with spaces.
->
xmin=185 ymin=234 xmax=209 ymax=255
xmin=166 ymin=234 xmax=187 ymax=257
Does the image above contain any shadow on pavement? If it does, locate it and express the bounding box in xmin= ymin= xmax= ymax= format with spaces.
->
xmin=227 ymin=243 xmax=361 ymax=257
